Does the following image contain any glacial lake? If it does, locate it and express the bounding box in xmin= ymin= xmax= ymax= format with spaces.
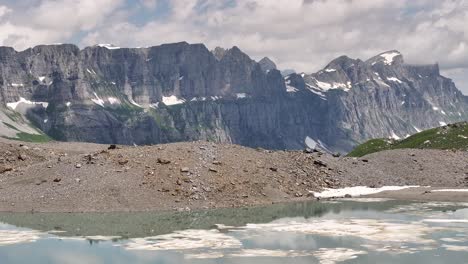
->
xmin=0 ymin=199 xmax=468 ymax=264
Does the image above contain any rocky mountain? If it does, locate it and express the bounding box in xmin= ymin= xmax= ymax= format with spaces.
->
xmin=258 ymin=57 xmax=277 ymax=73
xmin=0 ymin=42 xmax=466 ymax=152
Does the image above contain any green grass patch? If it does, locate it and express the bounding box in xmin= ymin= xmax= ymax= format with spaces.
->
xmin=348 ymin=122 xmax=468 ymax=157
xmin=6 ymin=132 xmax=51 ymax=143
xmin=347 ymin=138 xmax=393 ymax=157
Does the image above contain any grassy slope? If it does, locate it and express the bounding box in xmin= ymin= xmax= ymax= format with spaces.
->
xmin=348 ymin=122 xmax=468 ymax=157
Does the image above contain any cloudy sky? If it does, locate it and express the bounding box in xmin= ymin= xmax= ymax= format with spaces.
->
xmin=0 ymin=0 xmax=467 ymax=93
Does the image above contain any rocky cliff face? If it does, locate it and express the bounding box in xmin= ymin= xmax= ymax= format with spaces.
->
xmin=0 ymin=43 xmax=466 ymax=152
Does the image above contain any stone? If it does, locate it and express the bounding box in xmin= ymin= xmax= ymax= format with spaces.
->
xmin=314 ymin=160 xmax=327 ymax=167
xmin=0 ymin=166 xmax=13 ymax=174
xmin=303 ymin=148 xmax=314 ymax=154
xmin=118 ymin=160 xmax=129 ymax=165
xmin=208 ymin=167 xmax=218 ymax=173
xmin=344 ymin=194 xmax=352 ymax=198
xmin=18 ymin=154 xmax=27 ymax=161
xmin=180 ymin=167 xmax=190 ymax=173
xmin=157 ymin=158 xmax=171 ymax=164
xmin=75 ymin=163 xmax=82 ymax=168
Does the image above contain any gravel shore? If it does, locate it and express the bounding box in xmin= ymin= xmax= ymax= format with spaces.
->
xmin=0 ymin=139 xmax=466 ymax=213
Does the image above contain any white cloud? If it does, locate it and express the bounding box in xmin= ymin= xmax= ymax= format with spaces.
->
xmin=0 ymin=0 xmax=124 ymax=49
xmin=29 ymin=0 xmax=124 ymax=31
xmin=0 ymin=5 xmax=12 ymax=18
xmin=0 ymin=0 xmax=468 ymax=93
xmin=139 ymin=0 xmax=159 ymax=9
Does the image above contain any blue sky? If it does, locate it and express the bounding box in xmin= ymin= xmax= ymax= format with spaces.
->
xmin=0 ymin=0 xmax=467 ymax=94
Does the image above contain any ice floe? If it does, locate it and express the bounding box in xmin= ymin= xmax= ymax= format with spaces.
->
xmin=442 ymin=244 xmax=468 ymax=251
xmin=121 ymin=229 xmax=242 ymax=251
xmin=243 ymin=218 xmax=437 ymax=246
xmin=85 ymin=235 xmax=121 ymax=241
xmin=0 ymin=229 xmax=43 ymax=246
xmin=314 ymin=248 xmax=366 ymax=264
xmin=422 ymin=219 xmax=468 ymax=223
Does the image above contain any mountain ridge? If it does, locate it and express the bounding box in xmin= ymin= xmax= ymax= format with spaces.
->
xmin=0 ymin=42 xmax=466 ymax=152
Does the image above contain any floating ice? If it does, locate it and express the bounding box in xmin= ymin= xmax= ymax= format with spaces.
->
xmin=121 ymin=229 xmax=242 ymax=251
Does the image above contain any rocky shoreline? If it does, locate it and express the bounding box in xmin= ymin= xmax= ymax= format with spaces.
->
xmin=0 ymin=138 xmax=467 ymax=213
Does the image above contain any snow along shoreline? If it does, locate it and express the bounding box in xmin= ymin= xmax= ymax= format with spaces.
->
xmin=312 ymin=186 xmax=420 ymax=199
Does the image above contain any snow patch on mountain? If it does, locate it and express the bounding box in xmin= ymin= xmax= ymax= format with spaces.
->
xmin=380 ymin=52 xmax=401 ymax=65
xmin=163 ymin=95 xmax=185 ymax=106
xmin=97 ymin=44 xmax=121 ymax=50
xmin=7 ymin=97 xmax=49 ymax=110
xmin=387 ymin=77 xmax=403 ymax=83
xmin=91 ymin=92 xmax=105 ymax=107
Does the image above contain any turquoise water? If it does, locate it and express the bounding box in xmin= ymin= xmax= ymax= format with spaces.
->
xmin=0 ymin=199 xmax=467 ymax=263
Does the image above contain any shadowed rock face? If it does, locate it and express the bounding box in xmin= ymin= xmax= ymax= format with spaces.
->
xmin=0 ymin=43 xmax=466 ymax=152
xmin=258 ymin=57 xmax=277 ymax=73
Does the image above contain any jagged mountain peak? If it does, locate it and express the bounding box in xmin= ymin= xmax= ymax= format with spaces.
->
xmin=366 ymin=50 xmax=404 ymax=66
xmin=258 ymin=57 xmax=277 ymax=72
xmin=220 ymin=46 xmax=254 ymax=64
xmin=0 ymin=42 xmax=466 ymax=154
xmin=320 ymin=55 xmax=364 ymax=73
xmin=211 ymin=47 xmax=227 ymax=60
